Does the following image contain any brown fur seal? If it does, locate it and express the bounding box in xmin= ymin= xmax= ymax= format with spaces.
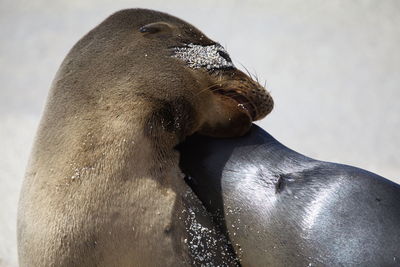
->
xmin=17 ymin=8 xmax=273 ymax=267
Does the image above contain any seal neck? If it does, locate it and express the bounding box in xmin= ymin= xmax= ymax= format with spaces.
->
xmin=31 ymin=102 xmax=183 ymax=184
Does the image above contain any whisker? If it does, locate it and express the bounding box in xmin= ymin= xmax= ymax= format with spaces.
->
xmin=194 ymin=84 xmax=219 ymax=97
xmin=238 ymin=62 xmax=253 ymax=79
xmin=193 ymin=79 xmax=232 ymax=98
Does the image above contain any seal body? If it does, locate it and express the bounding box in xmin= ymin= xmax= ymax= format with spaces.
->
xmin=179 ymin=124 xmax=400 ymax=266
xmin=17 ymin=9 xmax=273 ymax=267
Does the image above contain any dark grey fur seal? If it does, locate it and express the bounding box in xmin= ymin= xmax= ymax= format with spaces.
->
xmin=179 ymin=124 xmax=400 ymax=266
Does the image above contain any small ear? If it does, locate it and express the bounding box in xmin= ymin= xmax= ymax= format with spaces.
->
xmin=139 ymin=22 xmax=174 ymax=35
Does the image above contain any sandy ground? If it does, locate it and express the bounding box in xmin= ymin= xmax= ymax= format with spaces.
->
xmin=0 ymin=0 xmax=399 ymax=266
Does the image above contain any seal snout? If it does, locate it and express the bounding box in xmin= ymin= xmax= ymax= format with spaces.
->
xmin=211 ymin=70 xmax=274 ymax=121
xmin=249 ymin=82 xmax=274 ymax=121
xmin=170 ymin=41 xmax=273 ymax=121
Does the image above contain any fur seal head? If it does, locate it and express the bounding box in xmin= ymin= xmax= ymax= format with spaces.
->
xmin=51 ymin=8 xmax=273 ymax=143
xmin=92 ymin=9 xmax=272 ymax=139
xmin=140 ymin=14 xmax=273 ymax=137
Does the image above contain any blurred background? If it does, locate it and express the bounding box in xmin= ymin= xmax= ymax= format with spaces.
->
xmin=0 ymin=0 xmax=399 ymax=266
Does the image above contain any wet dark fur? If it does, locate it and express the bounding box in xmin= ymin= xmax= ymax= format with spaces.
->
xmin=179 ymin=125 xmax=400 ymax=266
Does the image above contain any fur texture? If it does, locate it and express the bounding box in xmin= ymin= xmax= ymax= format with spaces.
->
xmin=17 ymin=9 xmax=272 ymax=266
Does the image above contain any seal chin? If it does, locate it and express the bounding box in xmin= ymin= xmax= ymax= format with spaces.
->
xmin=198 ymin=95 xmax=253 ymax=138
xmin=196 ymin=81 xmax=264 ymax=138
xmin=198 ymin=112 xmax=252 ymax=137
xmin=213 ymin=88 xmax=257 ymax=120
xmin=205 ymin=68 xmax=273 ymax=122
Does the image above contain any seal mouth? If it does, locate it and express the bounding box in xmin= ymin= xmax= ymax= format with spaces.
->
xmin=213 ymin=88 xmax=257 ymax=120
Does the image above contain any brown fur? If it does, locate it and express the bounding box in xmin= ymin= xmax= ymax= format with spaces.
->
xmin=17 ymin=9 xmax=273 ymax=267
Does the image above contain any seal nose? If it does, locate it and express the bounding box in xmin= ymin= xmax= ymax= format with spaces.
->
xmin=210 ymin=69 xmax=273 ymax=121
xmin=232 ymin=70 xmax=274 ymax=121
xmin=249 ymin=84 xmax=274 ymax=121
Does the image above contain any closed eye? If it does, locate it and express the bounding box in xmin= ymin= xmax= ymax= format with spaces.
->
xmin=217 ymin=50 xmax=232 ymax=63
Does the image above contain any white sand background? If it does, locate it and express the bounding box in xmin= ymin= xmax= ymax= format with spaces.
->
xmin=0 ymin=0 xmax=399 ymax=266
